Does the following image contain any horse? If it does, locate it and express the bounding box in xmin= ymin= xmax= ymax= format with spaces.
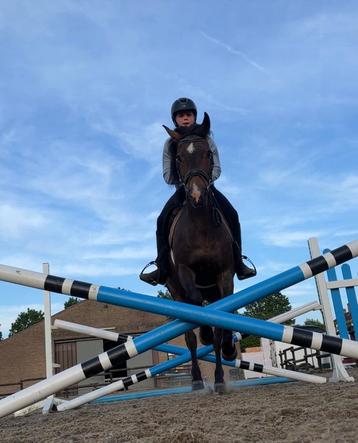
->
xmin=163 ymin=113 xmax=237 ymax=393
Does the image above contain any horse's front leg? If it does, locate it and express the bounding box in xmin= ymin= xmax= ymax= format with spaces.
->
xmin=214 ymin=270 xmax=235 ymax=392
xmin=178 ymin=264 xmax=204 ymax=389
xmin=184 ymin=330 xmax=204 ymax=390
xmin=213 ymin=326 xmax=225 ymax=393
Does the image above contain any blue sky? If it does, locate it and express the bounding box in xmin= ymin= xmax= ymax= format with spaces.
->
xmin=1 ymin=1 xmax=357 ymax=337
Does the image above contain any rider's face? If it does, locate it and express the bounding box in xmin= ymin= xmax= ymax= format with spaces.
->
xmin=175 ymin=111 xmax=196 ymax=127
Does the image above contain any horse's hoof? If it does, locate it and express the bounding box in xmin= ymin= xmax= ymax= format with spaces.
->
xmin=222 ymin=346 xmax=238 ymax=362
xmin=192 ymin=380 xmax=205 ymax=391
xmin=199 ymin=326 xmax=214 ymax=345
xmin=214 ymin=383 xmax=226 ymax=394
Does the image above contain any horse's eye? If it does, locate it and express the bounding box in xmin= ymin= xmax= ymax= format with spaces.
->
xmin=176 ymin=155 xmax=182 ymax=163
xmin=207 ymin=151 xmax=213 ymax=159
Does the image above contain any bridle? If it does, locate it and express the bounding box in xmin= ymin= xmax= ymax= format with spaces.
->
xmin=175 ymin=136 xmax=214 ymax=191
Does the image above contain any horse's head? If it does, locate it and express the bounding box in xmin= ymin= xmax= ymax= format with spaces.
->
xmin=164 ymin=113 xmax=213 ymax=208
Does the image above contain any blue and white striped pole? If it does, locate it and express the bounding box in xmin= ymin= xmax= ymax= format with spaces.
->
xmin=0 ymin=241 xmax=357 ymax=418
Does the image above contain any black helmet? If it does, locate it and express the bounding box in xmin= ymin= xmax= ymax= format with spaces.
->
xmin=171 ymin=97 xmax=197 ymax=125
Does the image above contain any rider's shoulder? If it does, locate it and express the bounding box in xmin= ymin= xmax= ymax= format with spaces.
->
xmin=206 ymin=134 xmax=218 ymax=149
xmin=163 ymin=137 xmax=173 ymax=150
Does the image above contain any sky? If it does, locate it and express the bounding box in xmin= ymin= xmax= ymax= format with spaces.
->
xmin=0 ymin=0 xmax=357 ymax=338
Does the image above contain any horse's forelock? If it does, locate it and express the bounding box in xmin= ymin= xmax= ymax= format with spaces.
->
xmin=177 ymin=135 xmax=208 ymax=146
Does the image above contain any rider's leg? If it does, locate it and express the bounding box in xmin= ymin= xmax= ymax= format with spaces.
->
xmin=211 ymin=186 xmax=256 ymax=280
xmin=140 ymin=187 xmax=185 ymax=285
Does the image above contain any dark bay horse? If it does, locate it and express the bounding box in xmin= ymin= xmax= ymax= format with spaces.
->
xmin=163 ymin=113 xmax=237 ymax=392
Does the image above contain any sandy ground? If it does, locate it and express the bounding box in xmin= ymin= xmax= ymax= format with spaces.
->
xmin=1 ymin=369 xmax=358 ymax=443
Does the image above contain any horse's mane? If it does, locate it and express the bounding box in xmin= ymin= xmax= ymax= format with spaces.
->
xmin=169 ymin=140 xmax=180 ymax=185
xmin=175 ymin=123 xmax=208 ymax=139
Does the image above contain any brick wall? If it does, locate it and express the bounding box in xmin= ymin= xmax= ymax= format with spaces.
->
xmin=0 ymin=300 xmax=168 ymax=394
xmin=0 ymin=300 xmax=238 ymax=394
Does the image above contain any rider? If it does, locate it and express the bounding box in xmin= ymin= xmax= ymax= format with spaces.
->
xmin=140 ymin=97 xmax=256 ymax=285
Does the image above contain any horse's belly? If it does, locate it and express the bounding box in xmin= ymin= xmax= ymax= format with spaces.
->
xmin=172 ymin=241 xmax=232 ymax=270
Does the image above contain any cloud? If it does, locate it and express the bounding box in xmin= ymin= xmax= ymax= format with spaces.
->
xmin=262 ymin=230 xmax=326 ymax=248
xmin=59 ymin=263 xmax=140 ymax=278
xmin=0 ymin=204 xmax=48 ymax=239
xmin=93 ymin=119 xmax=165 ymax=165
xmin=82 ymin=246 xmax=155 ymax=260
xmin=200 ymin=31 xmax=268 ymax=73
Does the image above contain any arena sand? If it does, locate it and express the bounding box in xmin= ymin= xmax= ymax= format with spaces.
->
xmin=1 ymin=369 xmax=358 ymax=442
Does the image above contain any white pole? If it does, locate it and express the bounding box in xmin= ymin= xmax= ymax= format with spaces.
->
xmin=43 ymin=263 xmax=53 ymax=379
xmin=233 ymin=360 xmax=326 ymax=384
xmin=261 ymin=301 xmax=321 ymax=368
xmin=269 ymin=301 xmax=321 ymax=324
xmin=308 ymin=237 xmax=354 ymax=382
xmin=53 ymin=319 xmax=121 ymax=342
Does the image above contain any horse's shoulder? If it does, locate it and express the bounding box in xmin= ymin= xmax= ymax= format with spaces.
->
xmin=168 ymin=207 xmax=183 ymax=246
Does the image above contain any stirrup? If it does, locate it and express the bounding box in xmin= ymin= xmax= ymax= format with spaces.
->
xmin=139 ymin=261 xmax=160 ymax=286
xmin=242 ymin=255 xmax=257 ymax=274
xmin=237 ymin=255 xmax=257 ymax=280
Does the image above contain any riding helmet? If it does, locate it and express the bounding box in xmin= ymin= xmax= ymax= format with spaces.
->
xmin=171 ymin=97 xmax=197 ymax=125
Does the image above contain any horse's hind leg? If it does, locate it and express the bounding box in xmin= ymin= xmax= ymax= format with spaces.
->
xmin=222 ymin=329 xmax=238 ymax=361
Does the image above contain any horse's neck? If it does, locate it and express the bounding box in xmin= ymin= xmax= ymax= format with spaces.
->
xmin=184 ymin=203 xmax=215 ymax=228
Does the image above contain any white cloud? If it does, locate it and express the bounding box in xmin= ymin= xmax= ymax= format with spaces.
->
xmin=59 ymin=262 xmax=139 ymax=278
xmin=82 ymin=246 xmax=155 ymax=260
xmin=0 ymin=204 xmax=48 ymax=239
xmin=200 ymin=31 xmax=268 ymax=73
xmin=262 ymin=230 xmax=325 ymax=248
xmin=93 ymin=119 xmax=165 ymax=165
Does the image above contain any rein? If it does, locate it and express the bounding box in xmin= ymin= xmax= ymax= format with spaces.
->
xmin=181 ymin=168 xmax=211 ymax=187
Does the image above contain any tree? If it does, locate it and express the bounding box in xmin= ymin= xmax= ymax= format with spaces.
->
xmin=240 ymin=292 xmax=293 ymax=351
xmin=9 ymin=308 xmax=44 ymax=337
xmin=304 ymin=318 xmax=325 ymax=331
xmin=64 ymin=297 xmax=81 ymax=309
xmin=0 ymin=331 xmax=2 ymax=341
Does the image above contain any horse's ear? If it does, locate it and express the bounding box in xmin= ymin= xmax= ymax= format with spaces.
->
xmin=163 ymin=125 xmax=181 ymax=140
xmin=196 ymin=112 xmax=211 ymax=137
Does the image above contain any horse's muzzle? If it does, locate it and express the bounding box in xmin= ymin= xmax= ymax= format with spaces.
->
xmin=188 ymin=185 xmax=207 ymax=208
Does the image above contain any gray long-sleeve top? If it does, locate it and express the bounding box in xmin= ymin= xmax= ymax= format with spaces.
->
xmin=162 ymin=135 xmax=221 ymax=185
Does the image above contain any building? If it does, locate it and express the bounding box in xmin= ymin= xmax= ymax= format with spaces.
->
xmin=0 ymin=299 xmax=238 ymax=397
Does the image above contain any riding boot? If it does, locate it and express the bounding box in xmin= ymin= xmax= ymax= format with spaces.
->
xmin=234 ymin=223 xmax=256 ymax=280
xmin=140 ymin=232 xmax=170 ymax=286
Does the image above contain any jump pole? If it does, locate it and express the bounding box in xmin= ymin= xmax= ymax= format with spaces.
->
xmin=58 ymin=339 xmax=326 ymax=412
xmin=155 ymin=342 xmax=327 ymax=383
xmin=0 ymin=240 xmax=357 ymax=418
xmin=55 ymin=321 xmax=326 ymax=412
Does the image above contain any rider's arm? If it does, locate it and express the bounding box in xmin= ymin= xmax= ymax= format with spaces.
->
xmin=208 ymin=136 xmax=221 ymax=181
xmin=163 ymin=138 xmax=177 ymax=184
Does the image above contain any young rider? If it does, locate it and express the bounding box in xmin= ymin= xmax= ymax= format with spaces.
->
xmin=140 ymin=97 xmax=256 ymax=285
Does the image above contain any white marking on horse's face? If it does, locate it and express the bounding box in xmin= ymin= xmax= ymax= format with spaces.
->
xmin=191 ymin=182 xmax=201 ymax=204
xmin=187 ymin=142 xmax=195 ymax=154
